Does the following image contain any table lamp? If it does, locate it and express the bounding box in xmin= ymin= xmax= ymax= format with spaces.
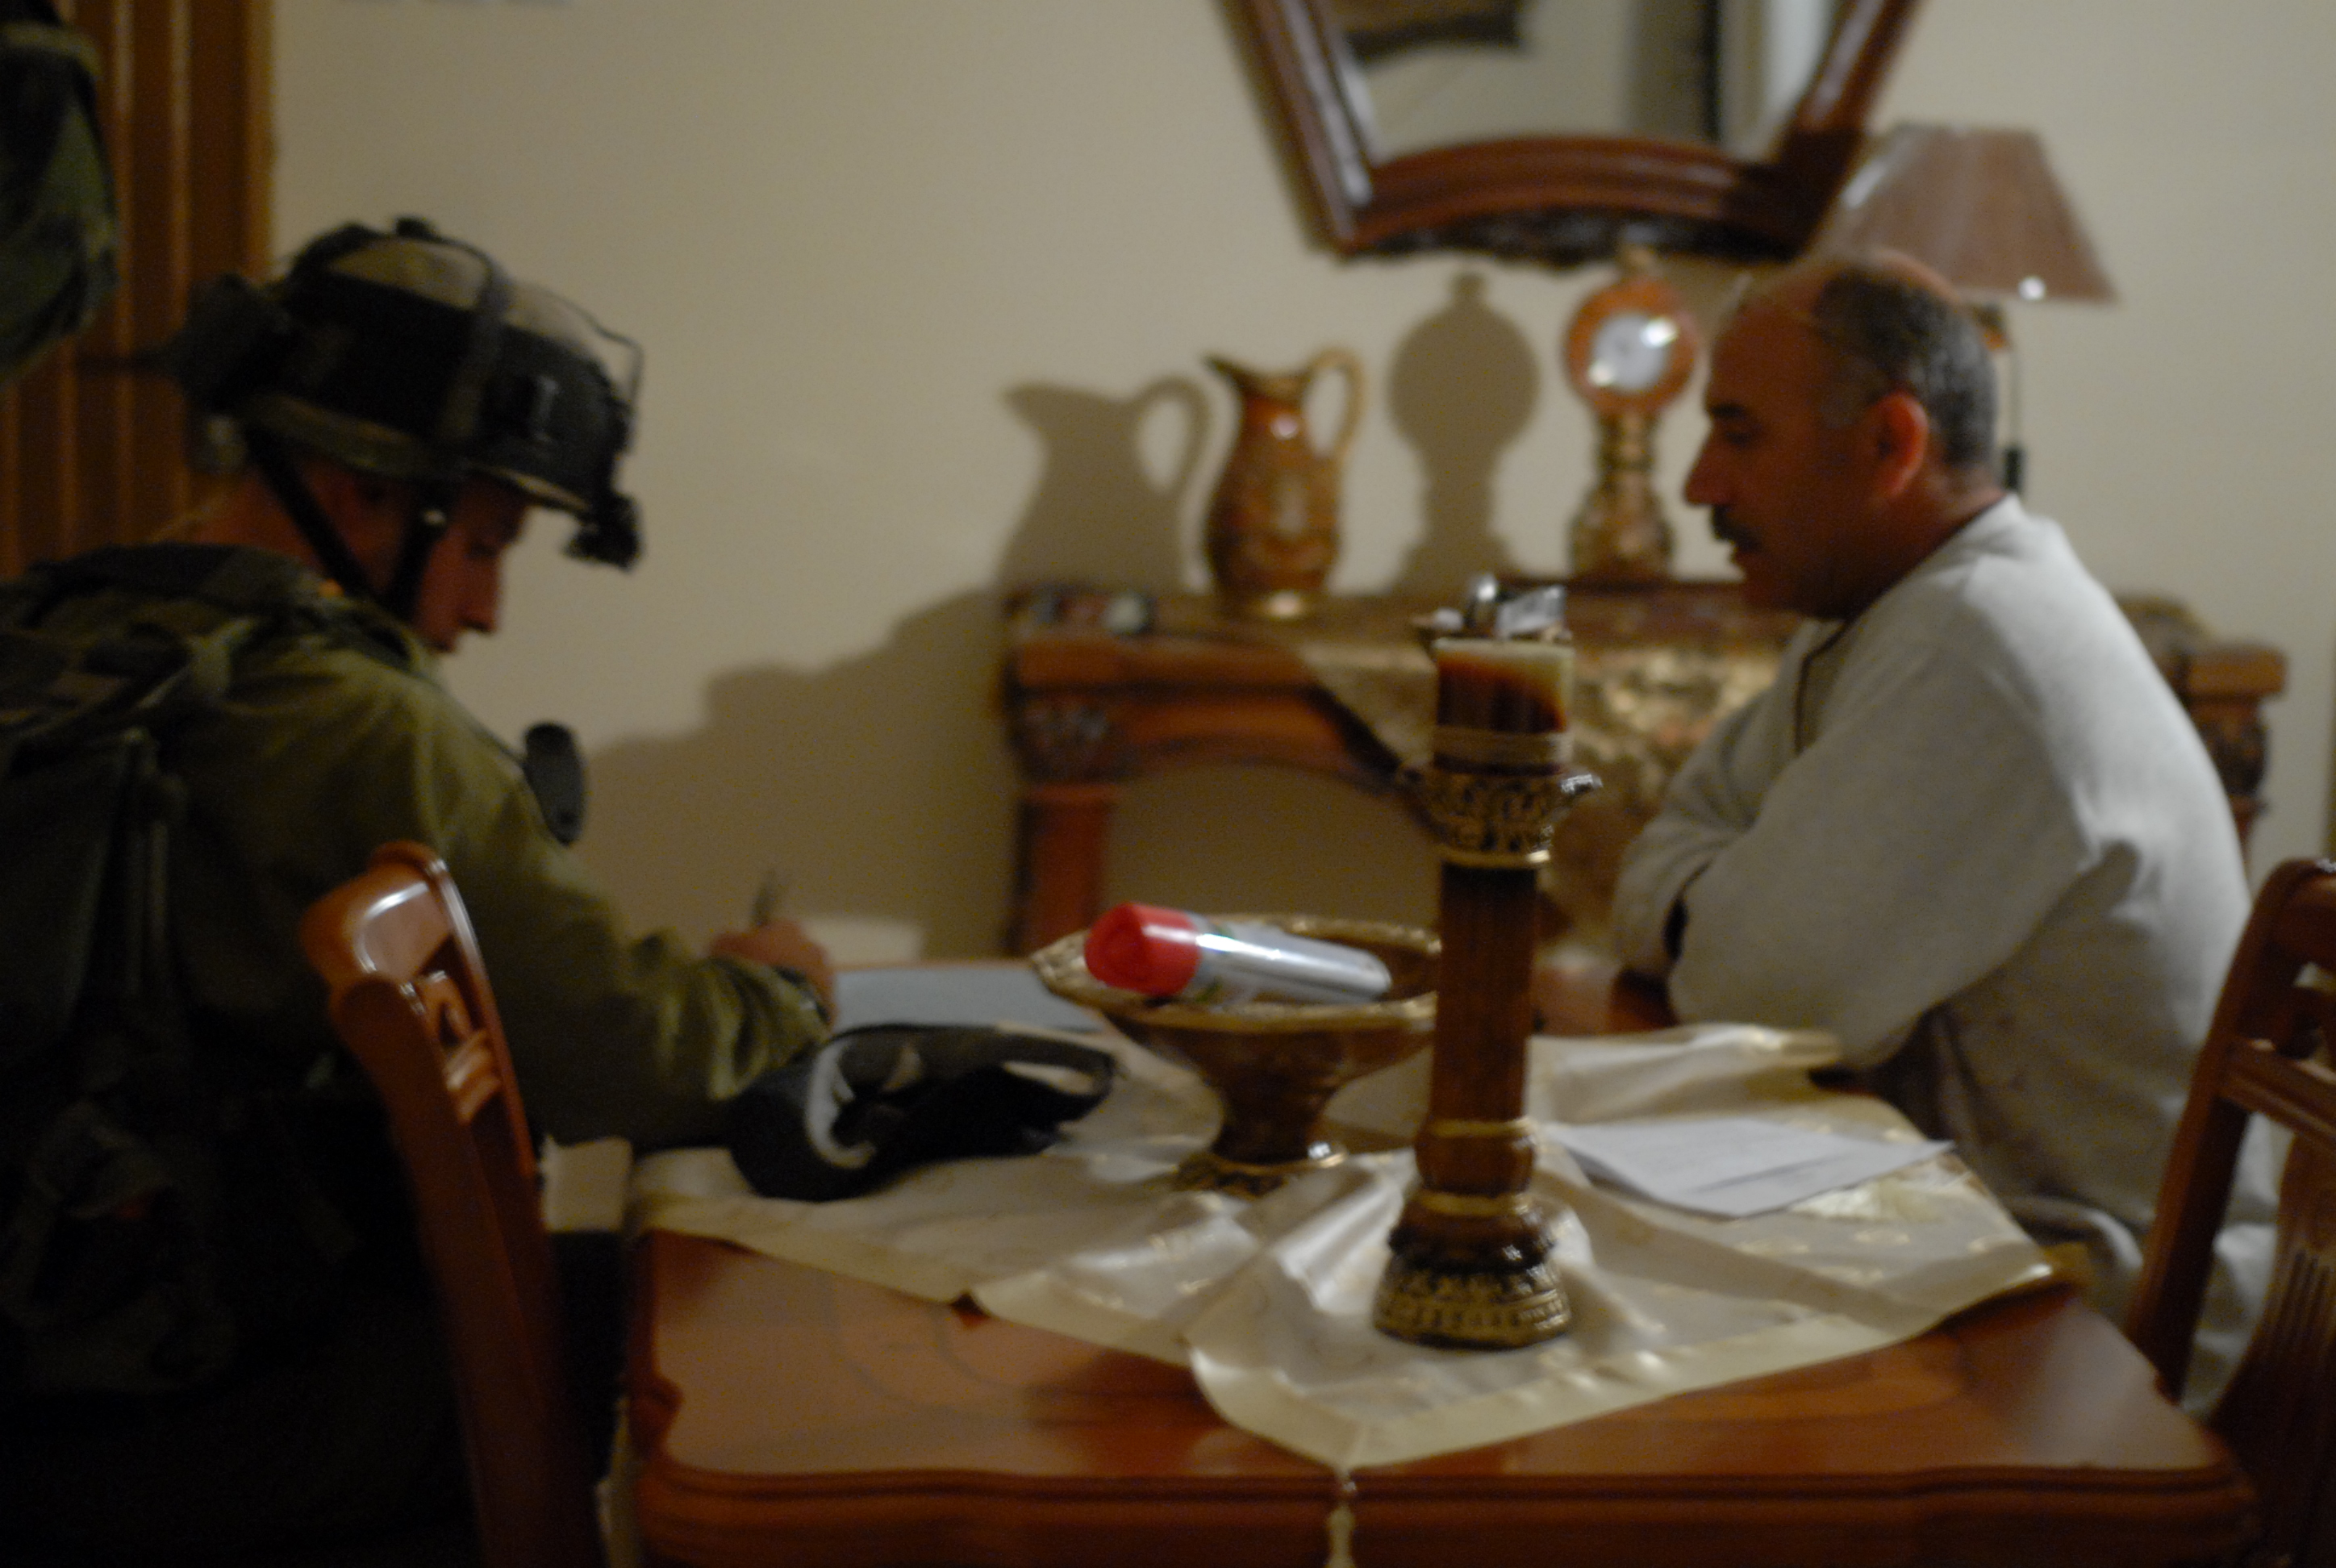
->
xmin=1808 ymin=123 xmax=2115 ymax=493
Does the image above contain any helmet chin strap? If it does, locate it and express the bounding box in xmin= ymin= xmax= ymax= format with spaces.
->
xmin=248 ymin=428 xmax=445 ymax=623
xmin=383 ymin=484 xmax=453 ymax=623
xmin=378 ymin=226 xmax=513 ymax=621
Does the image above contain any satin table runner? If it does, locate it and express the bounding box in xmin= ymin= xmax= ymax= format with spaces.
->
xmin=633 ymin=1015 xmax=2050 ymax=1470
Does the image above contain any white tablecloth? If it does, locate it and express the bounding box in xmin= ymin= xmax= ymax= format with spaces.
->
xmin=632 ymin=1021 xmax=2051 ymax=1469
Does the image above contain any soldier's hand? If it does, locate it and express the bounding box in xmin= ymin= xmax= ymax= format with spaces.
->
xmin=711 ymin=918 xmax=836 ymax=1015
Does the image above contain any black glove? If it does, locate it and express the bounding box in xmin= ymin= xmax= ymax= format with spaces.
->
xmin=727 ymin=1025 xmax=1116 ymax=1202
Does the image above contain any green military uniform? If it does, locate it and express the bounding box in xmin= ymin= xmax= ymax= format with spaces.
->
xmin=1 ymin=541 xmax=825 ymax=1560
xmin=52 ymin=542 xmax=826 ymax=1146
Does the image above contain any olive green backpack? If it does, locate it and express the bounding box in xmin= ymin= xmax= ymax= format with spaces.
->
xmin=0 ymin=551 xmax=360 ymax=1400
xmin=0 ymin=546 xmax=589 ymax=1400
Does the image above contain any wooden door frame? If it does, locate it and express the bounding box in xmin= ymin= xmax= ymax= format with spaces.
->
xmin=0 ymin=0 xmax=272 ymax=574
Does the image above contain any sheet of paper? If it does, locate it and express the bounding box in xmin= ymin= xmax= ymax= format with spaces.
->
xmin=833 ymin=963 xmax=1104 ymax=1036
xmin=1549 ymin=1116 xmax=1951 ymax=1218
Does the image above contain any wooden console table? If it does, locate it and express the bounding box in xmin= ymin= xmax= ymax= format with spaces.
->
xmin=1002 ymin=586 xmax=2284 ymax=954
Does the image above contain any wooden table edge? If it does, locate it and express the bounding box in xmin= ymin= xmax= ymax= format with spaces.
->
xmin=626 ymin=1231 xmax=2255 ymax=1568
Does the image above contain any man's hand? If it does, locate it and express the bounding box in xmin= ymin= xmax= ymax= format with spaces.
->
xmin=711 ymin=918 xmax=836 ymax=1016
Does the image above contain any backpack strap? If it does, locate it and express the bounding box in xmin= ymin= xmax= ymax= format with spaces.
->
xmin=26 ymin=542 xmax=324 ymax=615
xmin=0 ymin=541 xmax=410 ymax=1397
xmin=6 ymin=544 xmax=419 ymax=671
xmin=0 ymin=589 xmax=265 ymax=780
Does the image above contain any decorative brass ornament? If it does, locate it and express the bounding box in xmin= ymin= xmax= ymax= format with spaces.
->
xmin=1408 ymin=759 xmax=1600 ymax=868
xmin=1171 ymin=1145 xmax=1344 ymax=1199
xmin=1371 ymin=1251 xmax=1573 ymax=1349
xmin=1409 ymin=1187 xmax=1541 ymax=1220
xmin=1030 ymin=914 xmax=1437 ymax=1195
xmin=1567 ymin=406 xmax=1673 ymax=582
xmin=1561 ymin=246 xmax=1701 ymax=583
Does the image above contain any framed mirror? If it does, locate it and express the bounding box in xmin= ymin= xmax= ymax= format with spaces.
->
xmin=1235 ymin=0 xmax=1925 ymax=266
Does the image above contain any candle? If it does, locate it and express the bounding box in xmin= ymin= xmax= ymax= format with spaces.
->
xmin=1432 ymin=637 xmax=1573 ymax=736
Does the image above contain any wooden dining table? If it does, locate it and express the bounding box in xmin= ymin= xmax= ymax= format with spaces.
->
xmin=624 ymin=965 xmax=2255 ymax=1568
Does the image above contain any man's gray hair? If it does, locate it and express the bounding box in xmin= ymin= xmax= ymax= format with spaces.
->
xmin=1805 ymin=265 xmax=1998 ymax=475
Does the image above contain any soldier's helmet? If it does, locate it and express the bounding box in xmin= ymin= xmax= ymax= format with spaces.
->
xmin=162 ymin=216 xmax=641 ymax=569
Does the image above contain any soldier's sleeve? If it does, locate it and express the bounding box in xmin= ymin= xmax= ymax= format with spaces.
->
xmin=289 ymin=653 xmax=829 ymax=1149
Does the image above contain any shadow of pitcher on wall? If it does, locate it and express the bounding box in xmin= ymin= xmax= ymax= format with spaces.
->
xmin=1203 ymin=347 xmax=1364 ymax=621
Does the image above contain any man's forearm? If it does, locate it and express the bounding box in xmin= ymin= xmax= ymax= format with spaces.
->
xmin=1610 ymin=815 xmax=1737 ymax=978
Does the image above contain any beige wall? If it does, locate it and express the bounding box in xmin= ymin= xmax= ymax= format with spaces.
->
xmin=274 ymin=0 xmax=2336 ymax=959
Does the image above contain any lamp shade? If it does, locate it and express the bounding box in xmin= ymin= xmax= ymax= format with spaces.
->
xmin=1812 ymin=123 xmax=2114 ymax=305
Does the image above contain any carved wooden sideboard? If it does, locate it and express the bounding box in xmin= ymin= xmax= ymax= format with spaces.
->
xmin=1002 ymin=586 xmax=2284 ymax=955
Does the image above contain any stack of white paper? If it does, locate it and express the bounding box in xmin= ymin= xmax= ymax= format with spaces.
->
xmin=1548 ymin=1116 xmax=1951 ymax=1218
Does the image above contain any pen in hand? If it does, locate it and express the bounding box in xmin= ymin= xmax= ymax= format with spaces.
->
xmin=749 ymin=869 xmax=787 ymax=928
xmin=724 ymin=868 xmax=832 ymax=1011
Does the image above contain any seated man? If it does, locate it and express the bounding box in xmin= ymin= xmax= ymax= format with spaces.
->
xmin=0 ymin=219 xmax=832 ymax=1560
xmin=1612 ymin=254 xmax=2273 ymax=1402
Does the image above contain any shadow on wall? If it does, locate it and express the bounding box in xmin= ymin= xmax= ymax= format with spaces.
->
xmin=1000 ymin=368 xmax=1437 ymax=927
xmin=576 ymin=589 xmax=1018 ymax=960
xmin=1388 ymin=270 xmax=1537 ymax=599
xmin=996 ymin=377 xmax=1211 ymax=594
xmin=570 ymin=374 xmax=1218 ymax=962
xmin=1109 ymin=764 xmax=1437 ymax=928
xmin=572 ymin=290 xmax=1540 ymax=962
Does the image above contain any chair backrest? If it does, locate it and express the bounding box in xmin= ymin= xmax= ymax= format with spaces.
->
xmin=2128 ymin=855 xmax=2336 ymax=1568
xmin=300 ymin=840 xmax=603 ymax=1568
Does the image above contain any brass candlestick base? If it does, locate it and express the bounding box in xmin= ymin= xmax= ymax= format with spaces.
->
xmin=1374 ymin=1174 xmax=1571 ymax=1348
xmin=1374 ymin=1250 xmax=1571 ymax=1349
xmin=1568 ymin=411 xmax=1675 ymax=584
xmin=1372 ymin=865 xmax=1575 ymax=1351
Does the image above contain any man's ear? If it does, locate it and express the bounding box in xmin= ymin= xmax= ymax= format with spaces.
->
xmin=1863 ymin=390 xmax=1931 ymax=501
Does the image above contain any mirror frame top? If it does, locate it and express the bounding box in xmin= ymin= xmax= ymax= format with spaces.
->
xmin=1237 ymin=0 xmax=1925 ymax=267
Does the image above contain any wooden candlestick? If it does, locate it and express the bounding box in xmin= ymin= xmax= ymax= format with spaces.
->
xmin=1373 ymin=635 xmax=1594 ymax=1349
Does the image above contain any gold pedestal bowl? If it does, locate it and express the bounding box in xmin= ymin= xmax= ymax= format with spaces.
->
xmin=1031 ymin=914 xmax=1438 ymax=1195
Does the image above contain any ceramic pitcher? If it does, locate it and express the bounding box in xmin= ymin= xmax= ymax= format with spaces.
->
xmin=1203 ymin=347 xmax=1364 ymax=621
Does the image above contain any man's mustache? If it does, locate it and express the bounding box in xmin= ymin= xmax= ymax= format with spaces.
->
xmin=1709 ymin=507 xmax=1756 ymax=550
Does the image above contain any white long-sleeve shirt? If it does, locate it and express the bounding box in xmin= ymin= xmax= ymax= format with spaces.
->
xmin=1612 ymin=497 xmax=2271 ymax=1399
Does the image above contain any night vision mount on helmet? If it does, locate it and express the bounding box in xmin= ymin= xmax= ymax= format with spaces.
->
xmin=160 ymin=217 xmax=642 ymax=619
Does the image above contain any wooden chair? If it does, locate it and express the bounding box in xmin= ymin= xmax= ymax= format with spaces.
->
xmin=2128 ymin=854 xmax=2336 ymax=1568
xmin=300 ymin=841 xmax=603 ymax=1568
